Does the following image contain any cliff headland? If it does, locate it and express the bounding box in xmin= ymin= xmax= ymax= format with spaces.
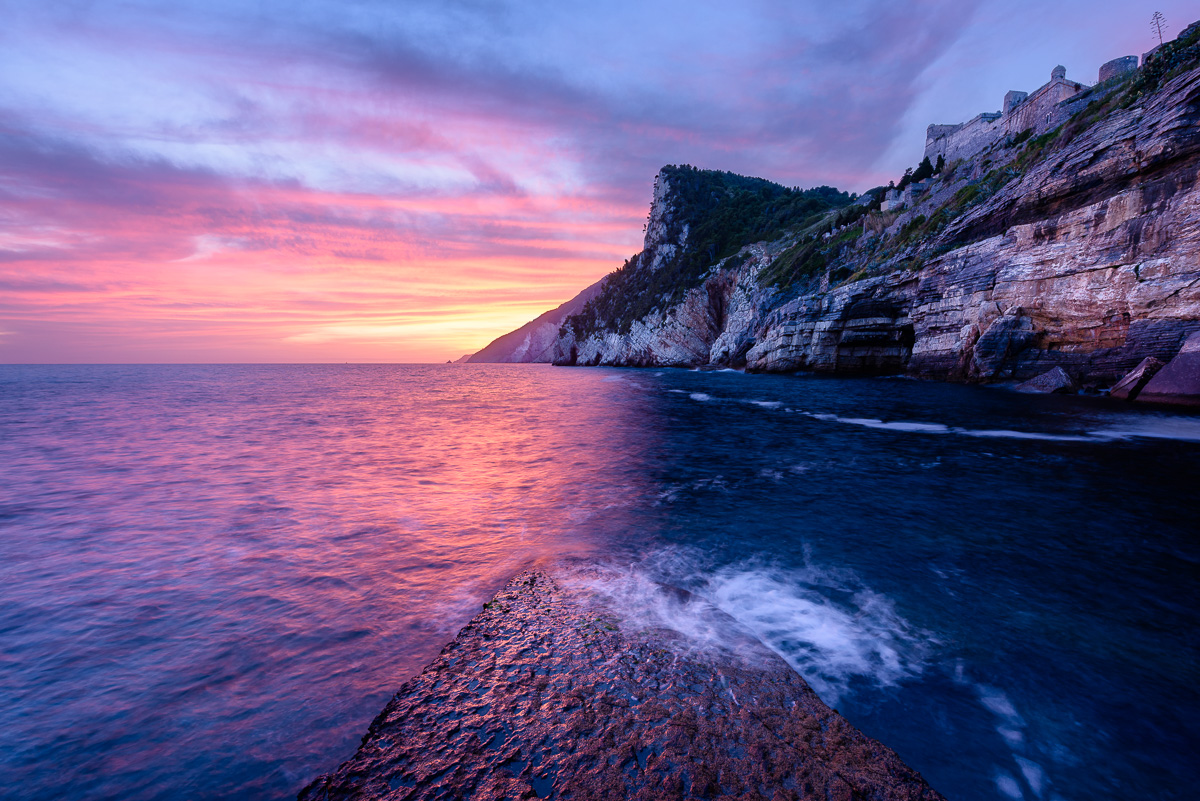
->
xmin=476 ymin=21 xmax=1200 ymax=404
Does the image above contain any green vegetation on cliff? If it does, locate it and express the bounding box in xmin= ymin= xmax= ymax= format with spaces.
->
xmin=560 ymin=23 xmax=1200 ymax=347
xmin=566 ymin=166 xmax=851 ymax=336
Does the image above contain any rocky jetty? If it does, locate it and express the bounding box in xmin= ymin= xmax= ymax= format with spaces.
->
xmin=300 ymin=570 xmax=944 ymax=801
xmin=479 ymin=23 xmax=1200 ymax=404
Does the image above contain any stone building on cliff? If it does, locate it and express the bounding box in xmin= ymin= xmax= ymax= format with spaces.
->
xmin=924 ymin=54 xmax=1142 ymax=165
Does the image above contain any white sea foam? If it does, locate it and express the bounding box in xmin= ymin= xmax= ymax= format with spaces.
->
xmin=689 ymin=392 xmax=711 ymax=401
xmin=838 ymin=417 xmax=951 ymax=434
xmin=1015 ymin=756 xmax=1046 ymax=798
xmin=564 ymin=549 xmax=932 ymax=706
xmin=748 ymin=400 xmax=782 ymax=409
xmin=797 ymin=408 xmax=1200 ymax=444
xmin=995 ymin=772 xmax=1024 ymax=799
xmin=1090 ymin=416 xmax=1200 ymax=443
xmin=957 ymin=429 xmax=1093 ymax=442
xmin=979 ymin=685 xmax=1025 ymax=742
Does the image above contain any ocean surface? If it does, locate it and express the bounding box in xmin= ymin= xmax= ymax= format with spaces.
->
xmin=1 ymin=363 xmax=1197 ymax=801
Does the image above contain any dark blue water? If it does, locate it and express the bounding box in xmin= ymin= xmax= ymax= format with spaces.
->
xmin=1 ymin=364 xmax=1197 ymax=800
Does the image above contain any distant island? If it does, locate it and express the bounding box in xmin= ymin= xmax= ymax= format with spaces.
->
xmin=469 ymin=20 xmax=1200 ymax=405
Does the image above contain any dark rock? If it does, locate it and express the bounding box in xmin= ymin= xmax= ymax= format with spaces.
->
xmin=1138 ymin=332 xmax=1200 ymax=405
xmin=1014 ymin=366 xmax=1076 ymax=394
xmin=300 ymin=570 xmax=945 ymax=801
xmin=1108 ymin=357 xmax=1165 ymax=400
xmin=971 ymin=310 xmax=1040 ymax=379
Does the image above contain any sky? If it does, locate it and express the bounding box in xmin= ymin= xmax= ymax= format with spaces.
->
xmin=0 ymin=0 xmax=1192 ymax=363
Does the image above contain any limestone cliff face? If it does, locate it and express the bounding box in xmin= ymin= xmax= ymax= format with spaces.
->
xmin=560 ymin=245 xmax=774 ymax=368
xmin=468 ymin=277 xmax=607 ymax=363
xmin=467 ymin=171 xmax=691 ymax=364
xmin=637 ymin=169 xmax=690 ymax=275
xmin=552 ymin=59 xmax=1200 ymax=394
xmin=752 ymin=63 xmax=1200 ymax=383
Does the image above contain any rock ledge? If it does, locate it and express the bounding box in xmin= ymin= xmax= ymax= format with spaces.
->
xmin=300 ymin=570 xmax=944 ymax=801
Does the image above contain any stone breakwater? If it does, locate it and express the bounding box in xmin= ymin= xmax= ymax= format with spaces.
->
xmin=299 ymin=570 xmax=944 ymax=801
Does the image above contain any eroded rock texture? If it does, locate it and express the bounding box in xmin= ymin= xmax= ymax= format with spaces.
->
xmin=299 ymin=571 xmax=944 ymax=801
xmin=548 ymin=61 xmax=1200 ymax=400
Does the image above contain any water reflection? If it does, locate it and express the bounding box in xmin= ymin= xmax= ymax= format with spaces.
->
xmin=1 ymin=364 xmax=1198 ymax=801
xmin=0 ymin=364 xmax=655 ymax=800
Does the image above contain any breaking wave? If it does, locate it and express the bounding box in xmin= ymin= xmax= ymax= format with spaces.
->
xmin=564 ymin=548 xmax=933 ymax=706
xmin=705 ymin=392 xmax=1200 ymax=444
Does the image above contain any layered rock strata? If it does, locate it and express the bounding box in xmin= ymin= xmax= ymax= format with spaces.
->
xmin=300 ymin=570 xmax=944 ymax=801
xmin=1138 ymin=330 xmax=1200 ymax=403
xmin=546 ymin=56 xmax=1200 ymax=402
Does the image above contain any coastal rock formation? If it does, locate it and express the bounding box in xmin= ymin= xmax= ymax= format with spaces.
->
xmin=1015 ymin=367 xmax=1076 ymax=394
xmin=300 ymin=570 xmax=945 ymax=801
xmin=468 ymin=277 xmax=608 ymax=363
xmin=1108 ymin=356 xmax=1164 ymax=399
xmin=537 ymin=27 xmax=1200 ymax=404
xmin=1137 ymin=330 xmax=1200 ymax=404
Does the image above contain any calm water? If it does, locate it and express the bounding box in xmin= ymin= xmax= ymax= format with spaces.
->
xmin=1 ymin=364 xmax=1197 ymax=801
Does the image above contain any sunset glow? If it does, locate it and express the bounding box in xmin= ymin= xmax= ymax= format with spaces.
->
xmin=1 ymin=0 xmax=1191 ymax=362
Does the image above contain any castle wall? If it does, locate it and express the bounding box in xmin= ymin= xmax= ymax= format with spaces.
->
xmin=924 ymin=113 xmax=1001 ymax=163
xmin=1099 ymin=56 xmax=1138 ymax=83
xmin=1003 ymin=75 xmax=1086 ymax=136
xmin=924 ymin=68 xmax=1090 ymax=165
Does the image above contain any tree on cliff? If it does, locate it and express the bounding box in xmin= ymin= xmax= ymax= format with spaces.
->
xmin=1152 ymin=11 xmax=1167 ymax=46
xmin=912 ymin=157 xmax=935 ymax=183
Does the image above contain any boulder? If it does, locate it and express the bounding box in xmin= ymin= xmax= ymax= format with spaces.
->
xmin=1137 ymin=331 xmax=1200 ymax=405
xmin=971 ymin=309 xmax=1039 ymax=378
xmin=1015 ymin=366 xmax=1077 ymax=394
xmin=1108 ymin=357 xmax=1165 ymax=400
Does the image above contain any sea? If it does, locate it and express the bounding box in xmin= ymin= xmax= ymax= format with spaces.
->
xmin=1 ymin=363 xmax=1197 ymax=801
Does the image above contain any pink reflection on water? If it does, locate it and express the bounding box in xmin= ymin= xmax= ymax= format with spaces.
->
xmin=0 ymin=364 xmax=656 ymax=800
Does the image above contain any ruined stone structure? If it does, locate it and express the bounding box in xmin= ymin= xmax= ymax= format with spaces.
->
xmin=924 ymin=65 xmax=1092 ymax=165
xmin=1099 ymin=55 xmax=1139 ymax=83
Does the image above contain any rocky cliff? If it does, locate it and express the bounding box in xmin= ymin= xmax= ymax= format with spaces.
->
xmin=468 ymin=277 xmax=607 ymax=363
xmin=543 ymin=24 xmax=1200 ymax=403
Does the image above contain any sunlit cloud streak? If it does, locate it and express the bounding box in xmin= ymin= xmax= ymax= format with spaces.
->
xmin=0 ymin=0 xmax=1192 ymax=361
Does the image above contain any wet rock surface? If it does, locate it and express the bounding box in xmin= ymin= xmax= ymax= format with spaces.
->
xmin=1138 ymin=330 xmax=1200 ymax=404
xmin=1014 ymin=367 xmax=1077 ymax=394
xmin=299 ymin=570 xmax=944 ymax=801
xmin=1109 ymin=356 xmax=1165 ymax=399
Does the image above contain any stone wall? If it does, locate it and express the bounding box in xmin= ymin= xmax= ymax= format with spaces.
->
xmin=1002 ymin=69 xmax=1086 ymax=138
xmin=924 ymin=112 xmax=1001 ymax=164
xmin=924 ymin=67 xmax=1089 ymax=164
xmin=1099 ymin=56 xmax=1138 ymax=83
